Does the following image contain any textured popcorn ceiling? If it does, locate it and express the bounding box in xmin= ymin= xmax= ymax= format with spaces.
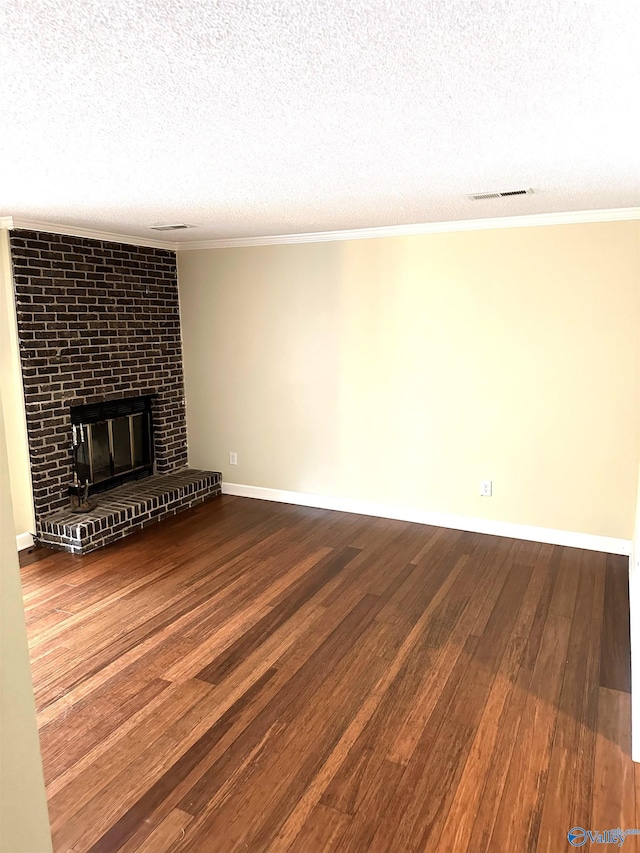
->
xmin=1 ymin=1 xmax=639 ymax=243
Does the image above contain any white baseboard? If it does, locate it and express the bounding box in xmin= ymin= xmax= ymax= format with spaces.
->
xmin=221 ymin=482 xmax=632 ymax=557
xmin=16 ymin=532 xmax=34 ymax=551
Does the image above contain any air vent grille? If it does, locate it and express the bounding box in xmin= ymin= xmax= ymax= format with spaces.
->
xmin=149 ymin=223 xmax=194 ymax=232
xmin=469 ymin=188 xmax=534 ymax=201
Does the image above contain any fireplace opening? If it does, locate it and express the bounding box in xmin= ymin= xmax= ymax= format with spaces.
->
xmin=70 ymin=396 xmax=154 ymax=497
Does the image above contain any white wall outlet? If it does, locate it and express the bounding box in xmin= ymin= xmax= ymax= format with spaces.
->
xmin=480 ymin=479 xmax=492 ymax=497
xmin=229 ymin=452 xmax=238 ymax=465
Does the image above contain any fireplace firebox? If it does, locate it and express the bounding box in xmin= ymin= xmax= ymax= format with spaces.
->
xmin=70 ymin=396 xmax=154 ymax=498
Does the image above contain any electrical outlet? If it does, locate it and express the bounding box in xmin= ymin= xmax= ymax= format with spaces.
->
xmin=480 ymin=480 xmax=492 ymax=497
xmin=229 ymin=452 xmax=238 ymax=465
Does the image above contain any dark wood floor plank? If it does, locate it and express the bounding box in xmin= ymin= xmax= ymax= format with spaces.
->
xmin=269 ymin=556 xmax=476 ymax=850
xmin=319 ymin=522 xmax=446 ymax=608
xmin=33 ymin=527 xmax=316 ymax=711
xmin=536 ymin=549 xmax=605 ymax=852
xmin=469 ymin=538 xmax=540 ymax=635
xmin=408 ymin=525 xmax=450 ymax=565
xmin=335 ymin=758 xmax=406 ymax=852
xmin=592 ymin=687 xmax=636 ymax=834
xmin=19 ymin=495 xmax=635 ymax=853
xmin=122 ymin=588 xmax=387 ymax=848
xmin=288 ymin=802 xmax=351 ymax=853
xmin=174 ymin=595 xmax=385 ymax=821
xmin=488 ymin=609 xmax=575 ymax=851
xmin=196 ymin=546 xmax=362 ymax=684
xmin=45 ymin=675 xmax=197 ymax=803
xmin=163 ymin=549 xmax=333 ymax=682
xmin=463 ymin=543 xmax=562 ymax=852
xmin=192 ymin=620 xmax=394 ymax=852
xmin=600 ymin=553 xmax=632 ymax=692
xmin=570 ymin=550 xmax=608 ymax=829
xmin=386 ymin=536 xmax=519 ymax=766
xmin=169 ymin=562 xmax=423 ymax=850
xmin=19 ymin=543 xmax=57 ymax=568
xmin=375 ymin=559 xmax=534 ymax=852
xmin=40 ymin=676 xmax=171 ymax=784
xmin=435 ymin=538 xmax=554 ymax=852
xmin=128 ymin=807 xmax=193 ymax=853
xmin=85 ymin=668 xmax=278 ymax=853
xmin=321 ymin=550 xmax=486 ymax=814
xmin=49 ymin=679 xmax=216 ymax=851
xmin=178 ymin=557 xmax=418 ymax=834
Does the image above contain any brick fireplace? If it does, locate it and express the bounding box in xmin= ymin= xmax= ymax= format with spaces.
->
xmin=10 ymin=229 xmax=220 ymax=553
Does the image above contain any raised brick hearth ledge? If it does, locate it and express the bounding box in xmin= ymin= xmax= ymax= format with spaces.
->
xmin=37 ymin=469 xmax=222 ymax=554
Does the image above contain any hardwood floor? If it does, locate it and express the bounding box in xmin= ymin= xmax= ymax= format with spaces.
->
xmin=20 ymin=495 xmax=637 ymax=852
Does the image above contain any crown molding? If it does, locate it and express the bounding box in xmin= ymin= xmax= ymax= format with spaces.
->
xmin=4 ymin=218 xmax=178 ymax=251
xmin=178 ymin=207 xmax=640 ymax=250
xmin=2 ymin=207 xmax=638 ymax=252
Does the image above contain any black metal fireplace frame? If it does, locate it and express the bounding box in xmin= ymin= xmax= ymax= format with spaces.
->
xmin=69 ymin=396 xmax=155 ymax=497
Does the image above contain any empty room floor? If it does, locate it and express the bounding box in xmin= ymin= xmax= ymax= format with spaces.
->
xmin=20 ymin=495 xmax=638 ymax=852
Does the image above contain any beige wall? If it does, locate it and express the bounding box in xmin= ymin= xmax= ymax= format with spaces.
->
xmin=0 ymin=386 xmax=52 ymax=852
xmin=178 ymin=220 xmax=640 ymax=540
xmin=0 ymin=230 xmax=35 ymax=541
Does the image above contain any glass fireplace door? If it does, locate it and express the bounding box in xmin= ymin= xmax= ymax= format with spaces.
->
xmin=71 ymin=397 xmax=153 ymax=494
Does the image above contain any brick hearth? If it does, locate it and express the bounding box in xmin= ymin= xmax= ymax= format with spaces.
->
xmin=38 ymin=470 xmax=221 ymax=554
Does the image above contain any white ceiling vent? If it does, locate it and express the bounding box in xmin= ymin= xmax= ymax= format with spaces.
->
xmin=149 ymin=223 xmax=195 ymax=232
xmin=469 ymin=188 xmax=534 ymax=201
